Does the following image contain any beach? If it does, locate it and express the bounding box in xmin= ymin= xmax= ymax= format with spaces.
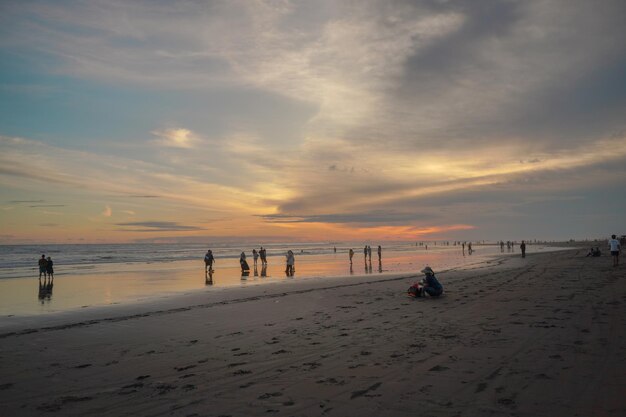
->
xmin=0 ymin=248 xmax=624 ymax=416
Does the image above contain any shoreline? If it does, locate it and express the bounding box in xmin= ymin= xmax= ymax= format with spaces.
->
xmin=0 ymin=244 xmax=573 ymax=318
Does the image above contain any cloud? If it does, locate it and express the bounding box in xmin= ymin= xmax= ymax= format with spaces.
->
xmin=115 ymin=221 xmax=203 ymax=232
xmin=151 ymin=128 xmax=197 ymax=148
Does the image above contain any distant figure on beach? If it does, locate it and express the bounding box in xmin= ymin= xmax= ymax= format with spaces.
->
xmin=204 ymin=250 xmax=215 ymax=272
xmin=285 ymin=250 xmax=295 ymax=276
xmin=468 ymin=242 xmax=472 ymax=254
xmin=259 ymin=247 xmax=267 ymax=265
xmin=500 ymin=241 xmax=504 ymax=252
xmin=240 ymin=252 xmax=250 ymax=272
xmin=349 ymin=248 xmax=354 ymax=264
xmin=46 ymin=256 xmax=54 ymax=278
xmin=377 ymin=245 xmax=382 ymax=261
xmin=520 ymin=241 xmax=526 ymax=258
xmin=586 ymin=247 xmax=601 ymax=257
xmin=363 ymin=246 xmax=368 ymax=260
xmin=252 ymin=249 xmax=259 ymax=267
xmin=609 ymin=234 xmax=621 ymax=267
xmin=334 ymin=246 xmax=337 ymax=253
xmin=38 ymin=254 xmax=47 ymax=278
xmin=367 ymin=245 xmax=372 ymax=261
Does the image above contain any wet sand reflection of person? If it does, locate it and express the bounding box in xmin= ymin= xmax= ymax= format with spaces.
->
xmin=38 ymin=276 xmax=54 ymax=304
xmin=205 ymin=269 xmax=214 ymax=285
xmin=261 ymin=264 xmax=267 ymax=277
xmin=254 ymin=264 xmax=258 ymax=277
xmin=378 ymin=259 xmax=382 ymax=273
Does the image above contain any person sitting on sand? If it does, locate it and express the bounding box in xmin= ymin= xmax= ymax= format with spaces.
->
xmin=420 ymin=266 xmax=443 ymax=297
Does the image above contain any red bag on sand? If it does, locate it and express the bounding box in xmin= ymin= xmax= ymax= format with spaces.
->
xmin=407 ymin=283 xmax=423 ymax=297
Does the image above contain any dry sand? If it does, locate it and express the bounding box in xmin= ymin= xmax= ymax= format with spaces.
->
xmin=0 ymin=249 xmax=624 ymax=416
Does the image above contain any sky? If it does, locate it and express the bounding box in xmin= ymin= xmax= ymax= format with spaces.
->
xmin=0 ymin=0 xmax=625 ymax=244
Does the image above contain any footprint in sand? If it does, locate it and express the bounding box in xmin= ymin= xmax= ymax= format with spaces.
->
xmin=174 ymin=364 xmax=196 ymax=372
xmin=258 ymin=392 xmax=283 ymax=400
xmin=37 ymin=396 xmax=93 ymax=412
xmin=475 ymin=383 xmax=487 ymax=393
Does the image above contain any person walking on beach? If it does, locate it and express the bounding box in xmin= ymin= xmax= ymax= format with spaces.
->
xmin=520 ymin=241 xmax=526 ymax=258
xmin=204 ymin=250 xmax=215 ymax=272
xmin=349 ymin=248 xmax=354 ymax=264
xmin=38 ymin=254 xmax=47 ymax=279
xmin=45 ymin=256 xmax=54 ymax=278
xmin=609 ymin=234 xmax=621 ymax=267
xmin=285 ymin=250 xmax=295 ymax=276
xmin=377 ymin=245 xmax=382 ymax=262
xmin=252 ymin=249 xmax=259 ymax=267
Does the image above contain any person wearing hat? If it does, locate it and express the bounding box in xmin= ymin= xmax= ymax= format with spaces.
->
xmin=420 ymin=266 xmax=443 ymax=297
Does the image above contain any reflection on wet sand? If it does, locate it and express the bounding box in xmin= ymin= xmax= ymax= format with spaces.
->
xmin=205 ymin=269 xmax=214 ymax=286
xmin=38 ymin=277 xmax=54 ymax=303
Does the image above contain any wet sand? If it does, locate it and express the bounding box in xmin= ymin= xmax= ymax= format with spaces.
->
xmin=0 ymin=248 xmax=624 ymax=416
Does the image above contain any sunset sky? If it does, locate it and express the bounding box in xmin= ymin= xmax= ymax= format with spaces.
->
xmin=1 ymin=0 xmax=625 ymax=244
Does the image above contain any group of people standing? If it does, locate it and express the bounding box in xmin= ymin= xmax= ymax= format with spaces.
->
xmin=38 ymin=254 xmax=54 ymax=279
xmin=349 ymin=245 xmax=382 ymax=264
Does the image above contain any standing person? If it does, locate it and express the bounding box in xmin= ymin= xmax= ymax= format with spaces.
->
xmin=240 ymin=252 xmax=250 ymax=272
xmin=367 ymin=246 xmax=372 ymax=262
xmin=260 ymin=247 xmax=267 ymax=265
xmin=45 ymin=256 xmax=54 ymax=279
xmin=38 ymin=255 xmax=47 ymax=279
xmin=285 ymin=250 xmax=295 ymax=276
xmin=377 ymin=245 xmax=382 ymax=262
xmin=520 ymin=240 xmax=526 ymax=258
xmin=609 ymin=234 xmax=621 ymax=267
xmin=349 ymin=248 xmax=354 ymax=264
xmin=363 ymin=246 xmax=368 ymax=261
xmin=252 ymin=249 xmax=259 ymax=267
xmin=333 ymin=246 xmax=337 ymax=253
